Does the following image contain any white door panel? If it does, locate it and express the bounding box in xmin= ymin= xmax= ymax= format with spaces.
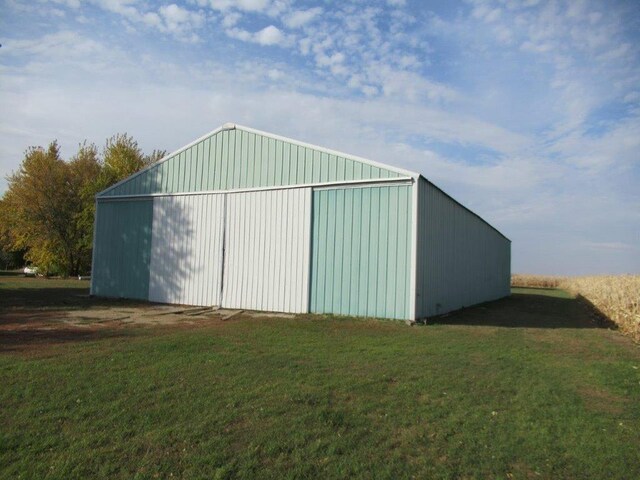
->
xmin=222 ymin=188 xmax=311 ymax=313
xmin=149 ymin=194 xmax=225 ymax=306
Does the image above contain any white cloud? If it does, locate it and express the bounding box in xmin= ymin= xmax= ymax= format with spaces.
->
xmin=158 ymin=4 xmax=204 ymax=35
xmin=315 ymin=51 xmax=345 ymax=68
xmin=226 ymin=27 xmax=251 ymax=42
xmin=583 ymin=242 xmax=639 ymax=251
xmin=254 ymin=25 xmax=285 ymax=46
xmin=91 ymin=0 xmax=204 ymax=41
xmin=228 ymin=25 xmax=290 ymax=47
xmin=95 ymin=0 xmax=140 ymax=21
xmin=520 ymin=40 xmax=553 ymax=53
xmin=203 ymin=0 xmax=270 ymax=12
xmin=287 ymin=5 xmax=439 ymax=100
xmin=284 ymin=7 xmax=322 ymax=28
xmin=361 ymin=85 xmax=378 ymax=96
xmin=48 ymin=0 xmax=81 ymax=8
xmin=221 ymin=11 xmax=241 ymax=28
xmin=4 ymin=30 xmax=103 ymax=57
xmin=143 ymin=12 xmax=162 ymax=28
xmin=371 ymin=67 xmax=460 ymax=104
xmin=472 ymin=4 xmax=501 ymax=22
xmin=267 ymin=68 xmax=283 ymax=80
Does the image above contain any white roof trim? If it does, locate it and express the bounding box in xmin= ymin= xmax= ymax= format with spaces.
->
xmin=96 ymin=176 xmax=414 ymax=201
xmin=97 ymin=122 xmax=419 ymax=198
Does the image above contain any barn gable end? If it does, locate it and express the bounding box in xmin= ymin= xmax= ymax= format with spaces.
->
xmin=99 ymin=124 xmax=411 ymax=198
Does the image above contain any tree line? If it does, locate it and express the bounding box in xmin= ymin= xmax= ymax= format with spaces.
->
xmin=0 ymin=134 xmax=165 ymax=276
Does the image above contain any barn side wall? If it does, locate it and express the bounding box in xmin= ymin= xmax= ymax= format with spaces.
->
xmin=415 ymin=178 xmax=511 ymax=318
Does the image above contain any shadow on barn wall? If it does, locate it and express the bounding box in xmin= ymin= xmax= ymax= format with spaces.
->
xmin=148 ymin=195 xmax=207 ymax=306
xmin=91 ymin=199 xmax=154 ymax=300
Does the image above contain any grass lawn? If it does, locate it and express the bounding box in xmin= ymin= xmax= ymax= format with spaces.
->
xmin=1 ymin=276 xmax=639 ymax=479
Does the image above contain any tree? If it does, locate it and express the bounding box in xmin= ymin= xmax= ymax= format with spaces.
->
xmin=0 ymin=199 xmax=26 ymax=269
xmin=70 ymin=142 xmax=102 ymax=274
xmin=1 ymin=134 xmax=165 ymax=276
xmin=2 ymin=142 xmax=79 ymax=274
xmin=97 ymin=133 xmax=166 ymax=190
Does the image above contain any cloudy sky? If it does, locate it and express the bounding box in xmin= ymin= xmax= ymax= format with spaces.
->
xmin=1 ymin=0 xmax=639 ymax=274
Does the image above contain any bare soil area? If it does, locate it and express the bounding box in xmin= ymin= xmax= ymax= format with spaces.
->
xmin=0 ymin=274 xmax=296 ymax=353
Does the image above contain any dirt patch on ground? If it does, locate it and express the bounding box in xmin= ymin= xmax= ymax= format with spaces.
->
xmin=0 ymin=301 xmax=260 ymax=354
xmin=576 ymin=385 xmax=628 ymax=415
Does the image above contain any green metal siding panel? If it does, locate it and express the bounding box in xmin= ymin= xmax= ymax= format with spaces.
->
xmin=310 ymin=185 xmax=412 ymax=320
xmin=92 ymin=199 xmax=153 ymax=300
xmin=102 ymin=128 xmax=403 ymax=196
xmin=415 ymin=178 xmax=511 ymax=317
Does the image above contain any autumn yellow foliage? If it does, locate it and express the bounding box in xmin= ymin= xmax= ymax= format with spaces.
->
xmin=512 ymin=274 xmax=640 ymax=342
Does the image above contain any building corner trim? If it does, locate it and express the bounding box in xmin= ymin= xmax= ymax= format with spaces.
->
xmin=409 ymin=176 xmax=419 ymax=320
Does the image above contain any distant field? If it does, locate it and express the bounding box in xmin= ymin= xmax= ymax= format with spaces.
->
xmin=512 ymin=274 xmax=640 ymax=342
xmin=1 ymin=275 xmax=639 ymax=479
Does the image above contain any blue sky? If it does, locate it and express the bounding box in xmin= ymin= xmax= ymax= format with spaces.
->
xmin=1 ymin=0 xmax=639 ymax=274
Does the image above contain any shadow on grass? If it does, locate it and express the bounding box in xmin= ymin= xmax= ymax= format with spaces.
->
xmin=430 ymin=291 xmax=618 ymax=330
xmin=0 ymin=286 xmax=150 ymax=311
xmin=511 ymin=285 xmax=561 ymax=292
xmin=0 ymin=327 xmax=137 ymax=354
xmin=0 ymin=271 xmax=23 ymax=277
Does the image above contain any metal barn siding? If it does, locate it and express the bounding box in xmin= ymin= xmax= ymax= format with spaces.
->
xmin=310 ymin=184 xmax=413 ymax=320
xmin=148 ymin=194 xmax=225 ymax=306
xmin=222 ymin=188 xmax=312 ymax=313
xmin=91 ymin=199 xmax=153 ymax=300
xmin=415 ymin=178 xmax=511 ymax=318
xmin=91 ymin=123 xmax=511 ymax=320
xmin=101 ymin=126 xmax=404 ymax=198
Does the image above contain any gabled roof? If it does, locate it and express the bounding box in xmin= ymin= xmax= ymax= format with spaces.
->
xmin=98 ymin=123 xmax=419 ymax=198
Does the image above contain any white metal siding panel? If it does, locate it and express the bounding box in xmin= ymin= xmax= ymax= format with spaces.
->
xmin=416 ymin=178 xmax=511 ymax=317
xmin=222 ymin=188 xmax=312 ymax=313
xmin=148 ymin=194 xmax=225 ymax=306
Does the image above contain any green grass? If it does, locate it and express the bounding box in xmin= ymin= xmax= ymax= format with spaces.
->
xmin=0 ymin=273 xmax=145 ymax=311
xmin=1 ymin=279 xmax=639 ymax=479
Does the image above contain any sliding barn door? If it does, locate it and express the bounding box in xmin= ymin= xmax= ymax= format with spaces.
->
xmin=148 ymin=194 xmax=225 ymax=306
xmin=222 ymin=188 xmax=312 ymax=313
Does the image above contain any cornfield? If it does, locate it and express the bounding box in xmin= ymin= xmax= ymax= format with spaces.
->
xmin=512 ymin=274 xmax=640 ymax=342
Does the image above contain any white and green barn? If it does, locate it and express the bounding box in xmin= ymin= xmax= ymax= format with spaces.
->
xmin=91 ymin=123 xmax=510 ymax=320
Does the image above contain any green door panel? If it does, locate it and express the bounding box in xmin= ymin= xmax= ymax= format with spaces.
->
xmin=92 ymin=199 xmax=153 ymax=300
xmin=310 ymin=185 xmax=412 ymax=320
